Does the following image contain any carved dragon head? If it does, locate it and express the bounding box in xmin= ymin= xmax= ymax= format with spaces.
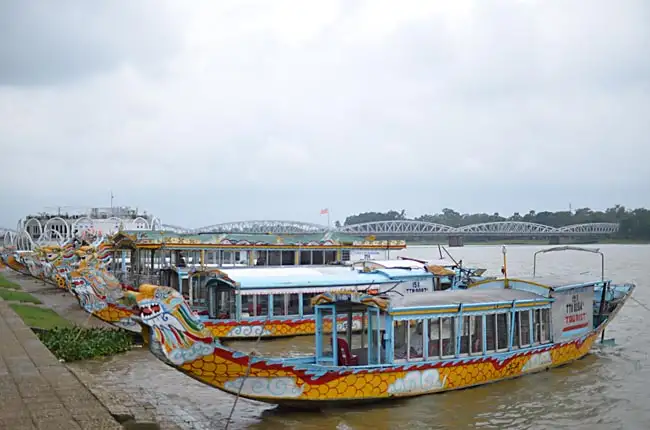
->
xmin=127 ymin=284 xmax=215 ymax=365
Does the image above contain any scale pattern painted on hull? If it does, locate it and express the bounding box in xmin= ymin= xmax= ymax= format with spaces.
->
xmin=204 ymin=316 xmax=363 ymax=338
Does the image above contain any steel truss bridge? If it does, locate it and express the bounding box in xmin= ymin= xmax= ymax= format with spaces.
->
xmin=2 ymin=220 xmax=619 ymax=250
xmin=189 ymin=220 xmax=619 ymax=237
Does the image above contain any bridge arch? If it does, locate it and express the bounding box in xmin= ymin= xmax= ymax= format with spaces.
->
xmin=191 ymin=220 xmax=329 ymax=235
xmin=338 ymin=220 xmax=455 ymax=235
xmin=558 ymin=223 xmax=619 ymax=234
xmin=455 ymin=221 xmax=559 ymax=234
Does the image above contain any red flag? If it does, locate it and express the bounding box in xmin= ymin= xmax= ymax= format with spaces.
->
xmin=320 ymin=208 xmax=329 ymax=215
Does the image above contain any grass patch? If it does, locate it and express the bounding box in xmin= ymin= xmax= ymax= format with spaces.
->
xmin=9 ymin=303 xmax=72 ymax=329
xmin=36 ymin=327 xmax=133 ymax=362
xmin=0 ymin=272 xmax=21 ymax=289
xmin=0 ymin=289 xmax=41 ymax=304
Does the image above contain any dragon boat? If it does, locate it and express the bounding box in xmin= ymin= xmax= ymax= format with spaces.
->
xmin=127 ymin=246 xmax=635 ymax=408
xmin=0 ymin=234 xmax=139 ymax=331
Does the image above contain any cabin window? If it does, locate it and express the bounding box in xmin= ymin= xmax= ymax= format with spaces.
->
xmin=519 ymin=310 xmax=531 ymax=347
xmin=240 ymin=295 xmax=255 ymax=317
xmin=470 ymin=315 xmax=483 ymax=355
xmin=287 ymin=294 xmax=300 ymax=315
xmin=300 ymin=251 xmax=311 ymax=265
xmin=209 ymin=286 xmax=235 ymax=319
xmin=272 ymin=294 xmax=286 ymax=316
xmin=512 ymin=312 xmax=520 ymax=348
xmin=470 ymin=316 xmax=483 ymax=355
xmin=312 ymin=251 xmax=324 ymax=265
xmin=533 ymin=308 xmax=551 ymax=344
xmin=441 ymin=317 xmax=455 ymax=357
xmin=393 ymin=321 xmax=409 ymax=360
xmin=324 ymin=250 xmax=337 ymax=264
xmin=268 ymin=293 xmax=300 ymax=316
xmin=485 ymin=314 xmax=497 ymax=352
xmin=301 ymin=292 xmax=320 ymax=316
xmin=496 ymin=313 xmax=509 ymax=350
xmin=460 ymin=316 xmax=470 ymax=354
xmin=428 ymin=318 xmax=441 ymax=358
xmin=257 ymin=295 xmax=270 ymax=317
xmin=408 ymin=320 xmax=424 ymax=360
xmin=540 ymin=308 xmax=550 ymax=343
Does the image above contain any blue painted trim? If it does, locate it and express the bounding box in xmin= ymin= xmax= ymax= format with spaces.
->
xmin=552 ymin=282 xmax=604 ymax=292
xmin=390 ymin=298 xmax=554 ymax=314
xmin=391 ymin=303 xmax=553 ymax=322
xmin=456 ymin=304 xmax=464 ymax=358
xmin=508 ymin=301 xmax=516 ymax=350
xmin=482 ymin=314 xmax=487 ymax=355
xmin=423 ymin=317 xmax=429 ymax=361
xmin=298 ymin=292 xmax=304 ymax=318
xmin=386 ymin=314 xmax=394 ymax=363
xmin=529 ymin=309 xmax=534 ymax=345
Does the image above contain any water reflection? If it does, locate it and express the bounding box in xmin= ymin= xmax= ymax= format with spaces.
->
xmin=71 ymin=245 xmax=650 ymax=429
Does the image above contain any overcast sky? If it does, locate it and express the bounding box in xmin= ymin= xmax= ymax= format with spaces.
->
xmin=1 ymin=0 xmax=648 ymax=230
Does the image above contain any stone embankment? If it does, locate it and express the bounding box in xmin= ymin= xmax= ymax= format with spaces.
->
xmin=0 ymin=296 xmax=123 ymax=429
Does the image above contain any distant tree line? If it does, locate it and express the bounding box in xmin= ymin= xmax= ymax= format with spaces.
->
xmin=337 ymin=206 xmax=650 ymax=240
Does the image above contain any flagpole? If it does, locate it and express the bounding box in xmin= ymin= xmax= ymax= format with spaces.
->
xmin=327 ymin=210 xmax=330 ymax=229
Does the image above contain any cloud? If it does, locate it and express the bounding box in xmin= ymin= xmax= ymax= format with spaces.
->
xmin=0 ymin=1 xmax=182 ymax=86
xmin=1 ymin=0 xmax=649 ymax=228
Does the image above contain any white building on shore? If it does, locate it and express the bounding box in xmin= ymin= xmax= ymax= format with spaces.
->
xmin=6 ymin=206 xmax=168 ymax=250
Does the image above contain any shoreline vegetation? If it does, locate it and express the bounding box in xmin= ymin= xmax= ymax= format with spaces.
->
xmin=1 ymin=271 xmax=133 ymax=361
xmin=339 ymin=205 xmax=650 ymax=242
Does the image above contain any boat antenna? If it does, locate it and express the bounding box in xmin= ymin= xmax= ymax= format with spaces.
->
xmin=502 ymin=245 xmax=509 ymax=287
xmin=440 ymin=246 xmax=460 ymax=267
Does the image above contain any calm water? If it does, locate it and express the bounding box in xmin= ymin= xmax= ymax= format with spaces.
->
xmin=72 ymin=245 xmax=650 ymax=430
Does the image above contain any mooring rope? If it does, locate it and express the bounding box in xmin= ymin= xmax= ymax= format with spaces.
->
xmin=630 ymin=296 xmax=650 ymax=313
xmin=223 ymin=317 xmax=270 ymax=430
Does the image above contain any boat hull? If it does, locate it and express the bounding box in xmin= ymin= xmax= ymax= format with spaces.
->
xmin=172 ymin=329 xmax=600 ymax=408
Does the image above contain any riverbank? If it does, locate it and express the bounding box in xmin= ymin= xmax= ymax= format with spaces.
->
xmin=0 ymin=269 xmax=179 ymax=429
xmin=0 ymin=284 xmax=123 ymax=429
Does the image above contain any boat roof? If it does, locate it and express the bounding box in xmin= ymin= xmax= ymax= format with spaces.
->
xmin=192 ymin=266 xmax=430 ymax=290
xmin=390 ymin=287 xmax=546 ymax=310
xmin=514 ymin=276 xmax=605 ymax=289
xmin=350 ymin=259 xmax=425 ymax=269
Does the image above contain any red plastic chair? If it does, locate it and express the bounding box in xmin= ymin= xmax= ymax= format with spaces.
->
xmin=336 ymin=338 xmax=358 ymax=366
xmin=247 ymin=304 xmax=262 ymax=315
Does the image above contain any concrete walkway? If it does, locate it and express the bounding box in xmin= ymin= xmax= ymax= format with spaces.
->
xmin=0 ymin=298 xmax=123 ymax=430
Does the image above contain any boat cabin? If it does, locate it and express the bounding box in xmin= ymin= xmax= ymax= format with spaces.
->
xmin=349 ymin=258 xmax=493 ymax=290
xmin=162 ymin=266 xmax=439 ymax=322
xmin=313 ymin=277 xmax=603 ymax=367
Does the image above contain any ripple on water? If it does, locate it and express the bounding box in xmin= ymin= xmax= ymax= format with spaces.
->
xmin=71 ymin=245 xmax=650 ymax=429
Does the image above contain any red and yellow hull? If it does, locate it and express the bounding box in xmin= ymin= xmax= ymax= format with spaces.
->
xmin=174 ymin=330 xmax=599 ymax=406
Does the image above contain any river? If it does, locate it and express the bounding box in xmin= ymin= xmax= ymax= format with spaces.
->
xmin=69 ymin=244 xmax=650 ymax=430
